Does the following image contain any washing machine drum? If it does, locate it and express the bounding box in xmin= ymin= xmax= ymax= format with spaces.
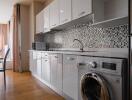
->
xmin=81 ymin=73 xmax=110 ymax=100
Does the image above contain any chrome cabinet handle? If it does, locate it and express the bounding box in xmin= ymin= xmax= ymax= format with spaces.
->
xmin=52 ymin=24 xmax=56 ymax=27
xmin=67 ymin=57 xmax=75 ymax=61
xmin=44 ymin=28 xmax=47 ymax=30
xmin=55 ymin=56 xmax=58 ymax=58
xmin=62 ymin=19 xmax=68 ymax=23
xmin=78 ymin=11 xmax=86 ymax=16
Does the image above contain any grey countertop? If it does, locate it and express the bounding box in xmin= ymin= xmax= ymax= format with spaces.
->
xmin=29 ymin=48 xmax=128 ymax=59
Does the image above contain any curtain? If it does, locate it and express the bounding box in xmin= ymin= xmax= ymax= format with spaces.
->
xmin=13 ymin=4 xmax=21 ymax=72
xmin=0 ymin=24 xmax=7 ymax=56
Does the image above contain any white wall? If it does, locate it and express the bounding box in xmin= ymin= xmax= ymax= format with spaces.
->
xmin=0 ymin=0 xmax=14 ymax=24
xmin=20 ymin=5 xmax=30 ymax=71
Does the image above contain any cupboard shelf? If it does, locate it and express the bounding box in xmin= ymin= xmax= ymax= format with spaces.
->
xmin=91 ymin=16 xmax=128 ymax=28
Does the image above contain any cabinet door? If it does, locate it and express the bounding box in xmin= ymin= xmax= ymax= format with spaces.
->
xmin=29 ymin=51 xmax=36 ymax=74
xmin=36 ymin=52 xmax=42 ymax=78
xmin=63 ymin=55 xmax=78 ymax=100
xmin=42 ymin=58 xmax=50 ymax=84
xmin=29 ymin=51 xmax=33 ymax=72
xmin=44 ymin=6 xmax=50 ymax=33
xmin=36 ymin=10 xmax=44 ymax=34
xmin=72 ymin=0 xmax=92 ymax=20
xmin=49 ymin=0 xmax=60 ymax=28
xmin=59 ymin=0 xmax=71 ymax=25
xmin=50 ymin=54 xmax=62 ymax=94
xmin=32 ymin=51 xmax=37 ymax=75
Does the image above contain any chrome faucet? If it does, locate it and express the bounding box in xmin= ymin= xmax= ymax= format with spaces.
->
xmin=73 ymin=39 xmax=84 ymax=52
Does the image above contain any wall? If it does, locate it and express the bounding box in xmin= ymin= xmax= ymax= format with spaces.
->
xmin=20 ymin=5 xmax=30 ymax=71
xmin=44 ymin=0 xmax=53 ymax=7
xmin=40 ymin=24 xmax=128 ymax=50
xmin=29 ymin=3 xmax=34 ymax=49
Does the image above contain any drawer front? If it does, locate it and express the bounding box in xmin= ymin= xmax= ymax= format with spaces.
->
xmin=42 ymin=53 xmax=49 ymax=59
xmin=37 ymin=52 xmax=42 ymax=59
xmin=33 ymin=51 xmax=37 ymax=59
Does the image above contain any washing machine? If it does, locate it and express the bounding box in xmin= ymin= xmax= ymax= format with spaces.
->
xmin=77 ymin=56 xmax=128 ymax=100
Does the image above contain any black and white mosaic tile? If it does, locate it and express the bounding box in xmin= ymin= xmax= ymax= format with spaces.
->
xmin=42 ymin=24 xmax=128 ymax=48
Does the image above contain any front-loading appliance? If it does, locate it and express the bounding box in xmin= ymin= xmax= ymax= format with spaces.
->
xmin=77 ymin=56 xmax=127 ymax=100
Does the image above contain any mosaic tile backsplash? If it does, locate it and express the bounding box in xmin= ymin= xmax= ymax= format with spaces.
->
xmin=37 ymin=24 xmax=128 ymax=49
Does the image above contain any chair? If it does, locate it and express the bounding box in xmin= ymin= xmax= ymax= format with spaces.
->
xmin=0 ymin=48 xmax=10 ymax=89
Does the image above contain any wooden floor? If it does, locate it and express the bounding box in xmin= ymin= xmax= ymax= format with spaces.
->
xmin=0 ymin=70 xmax=64 ymax=100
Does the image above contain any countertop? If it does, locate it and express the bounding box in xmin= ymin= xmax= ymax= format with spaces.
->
xmin=29 ymin=48 xmax=128 ymax=59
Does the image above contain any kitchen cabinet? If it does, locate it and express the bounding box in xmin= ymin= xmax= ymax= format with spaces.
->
xmin=50 ymin=54 xmax=63 ymax=94
xmin=49 ymin=0 xmax=60 ymax=28
xmin=59 ymin=0 xmax=71 ymax=25
xmin=92 ymin=0 xmax=128 ymax=26
xmin=29 ymin=51 xmax=37 ymax=75
xmin=72 ymin=0 xmax=92 ymax=20
xmin=36 ymin=10 xmax=44 ymax=34
xmin=41 ymin=53 xmax=50 ymax=84
xmin=36 ymin=52 xmax=42 ymax=78
xmin=29 ymin=51 xmax=34 ymax=72
xmin=63 ymin=54 xmax=78 ymax=100
xmin=44 ymin=6 xmax=50 ymax=33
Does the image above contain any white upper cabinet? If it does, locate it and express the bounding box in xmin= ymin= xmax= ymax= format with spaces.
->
xmin=72 ymin=0 xmax=92 ymax=20
xmin=44 ymin=6 xmax=50 ymax=33
xmin=59 ymin=0 xmax=72 ymax=25
xmin=36 ymin=10 xmax=44 ymax=34
xmin=49 ymin=0 xmax=60 ymax=28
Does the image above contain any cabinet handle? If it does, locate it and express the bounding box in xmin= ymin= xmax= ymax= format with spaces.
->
xmin=52 ymin=24 xmax=56 ymax=27
xmin=78 ymin=11 xmax=86 ymax=16
xmin=67 ymin=57 xmax=75 ymax=61
xmin=44 ymin=28 xmax=47 ymax=30
xmin=55 ymin=56 xmax=58 ymax=58
xmin=62 ymin=19 xmax=68 ymax=23
xmin=45 ymin=60 xmax=48 ymax=62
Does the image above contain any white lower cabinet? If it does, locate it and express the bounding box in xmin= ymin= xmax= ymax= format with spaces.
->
xmin=50 ymin=54 xmax=63 ymax=95
xmin=29 ymin=51 xmax=34 ymax=72
xmin=29 ymin=51 xmax=37 ymax=75
xmin=29 ymin=51 xmax=79 ymax=100
xmin=41 ymin=56 xmax=50 ymax=85
xmin=63 ymin=54 xmax=78 ymax=100
xmin=36 ymin=52 xmax=42 ymax=79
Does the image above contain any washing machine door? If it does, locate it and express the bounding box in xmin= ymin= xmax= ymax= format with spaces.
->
xmin=81 ymin=73 xmax=111 ymax=100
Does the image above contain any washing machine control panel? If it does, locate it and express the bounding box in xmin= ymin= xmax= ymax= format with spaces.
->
xmin=78 ymin=56 xmax=126 ymax=76
xmin=102 ymin=62 xmax=116 ymax=70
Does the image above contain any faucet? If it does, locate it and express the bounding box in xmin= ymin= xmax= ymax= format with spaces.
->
xmin=73 ymin=39 xmax=84 ymax=52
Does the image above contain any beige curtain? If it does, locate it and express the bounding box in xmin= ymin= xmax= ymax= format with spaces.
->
xmin=0 ymin=24 xmax=7 ymax=56
xmin=13 ymin=4 xmax=21 ymax=72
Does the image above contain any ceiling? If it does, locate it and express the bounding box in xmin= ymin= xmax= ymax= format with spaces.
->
xmin=13 ymin=0 xmax=46 ymax=5
xmin=0 ymin=0 xmax=46 ymax=24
